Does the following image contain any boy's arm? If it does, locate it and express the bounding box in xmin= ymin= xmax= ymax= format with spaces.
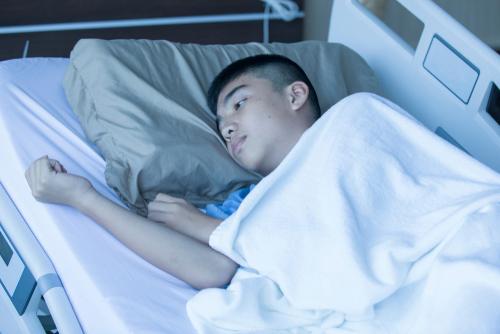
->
xmin=75 ymin=189 xmax=236 ymax=289
xmin=147 ymin=193 xmax=221 ymax=244
xmin=25 ymin=156 xmax=237 ymax=289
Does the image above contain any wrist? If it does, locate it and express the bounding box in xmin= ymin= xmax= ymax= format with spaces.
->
xmin=196 ymin=214 xmax=222 ymax=244
xmin=70 ymin=185 xmax=98 ymax=211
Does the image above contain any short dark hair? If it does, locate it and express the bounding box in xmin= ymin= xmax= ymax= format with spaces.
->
xmin=207 ymin=54 xmax=320 ymax=119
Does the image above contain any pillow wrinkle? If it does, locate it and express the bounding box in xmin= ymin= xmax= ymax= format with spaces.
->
xmin=111 ymin=51 xmax=219 ymax=140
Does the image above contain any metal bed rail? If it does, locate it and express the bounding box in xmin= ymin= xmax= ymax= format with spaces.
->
xmin=0 ymin=183 xmax=83 ymax=334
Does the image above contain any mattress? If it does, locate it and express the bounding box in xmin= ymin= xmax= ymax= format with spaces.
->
xmin=0 ymin=57 xmax=197 ymax=333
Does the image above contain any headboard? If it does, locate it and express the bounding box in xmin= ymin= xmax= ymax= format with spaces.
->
xmin=328 ymin=0 xmax=500 ymax=173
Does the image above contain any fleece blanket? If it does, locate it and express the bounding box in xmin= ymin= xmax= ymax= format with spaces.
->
xmin=187 ymin=93 xmax=500 ymax=334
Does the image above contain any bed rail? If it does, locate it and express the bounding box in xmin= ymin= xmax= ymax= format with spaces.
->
xmin=0 ymin=183 xmax=83 ymax=334
xmin=328 ymin=0 xmax=500 ymax=173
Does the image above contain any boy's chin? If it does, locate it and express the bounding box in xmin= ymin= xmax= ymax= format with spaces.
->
xmin=237 ymin=158 xmax=256 ymax=173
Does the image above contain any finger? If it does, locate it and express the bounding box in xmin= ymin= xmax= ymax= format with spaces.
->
xmin=45 ymin=157 xmax=57 ymax=173
xmin=154 ymin=193 xmax=169 ymax=201
xmin=29 ymin=160 xmax=42 ymax=195
xmin=154 ymin=193 xmax=180 ymax=203
xmin=44 ymin=156 xmax=58 ymax=176
xmin=26 ymin=158 xmax=45 ymax=192
xmin=36 ymin=155 xmax=48 ymax=170
xmin=38 ymin=156 xmax=52 ymax=179
xmin=25 ymin=165 xmax=33 ymax=188
xmin=34 ymin=157 xmax=44 ymax=185
xmin=37 ymin=157 xmax=55 ymax=191
xmin=147 ymin=211 xmax=157 ymax=220
xmin=34 ymin=155 xmax=48 ymax=163
xmin=25 ymin=161 xmax=34 ymax=182
xmin=147 ymin=201 xmax=172 ymax=212
xmin=28 ymin=160 xmax=39 ymax=185
xmin=48 ymin=159 xmax=63 ymax=173
xmin=48 ymin=158 xmax=57 ymax=170
xmin=55 ymin=160 xmax=67 ymax=173
xmin=147 ymin=211 xmax=166 ymax=222
xmin=147 ymin=201 xmax=157 ymax=210
xmin=54 ymin=162 xmax=63 ymax=173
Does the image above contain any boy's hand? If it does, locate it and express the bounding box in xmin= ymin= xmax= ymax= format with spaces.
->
xmin=147 ymin=193 xmax=203 ymax=227
xmin=148 ymin=193 xmax=221 ymax=244
xmin=25 ymin=156 xmax=93 ymax=207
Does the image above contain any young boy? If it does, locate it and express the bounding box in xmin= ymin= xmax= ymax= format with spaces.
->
xmin=24 ymin=54 xmax=320 ymax=289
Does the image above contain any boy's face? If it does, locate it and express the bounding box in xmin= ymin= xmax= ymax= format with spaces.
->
xmin=216 ymin=74 xmax=304 ymax=175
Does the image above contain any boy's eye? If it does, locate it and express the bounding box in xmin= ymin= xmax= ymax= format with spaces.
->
xmin=234 ymin=98 xmax=247 ymax=111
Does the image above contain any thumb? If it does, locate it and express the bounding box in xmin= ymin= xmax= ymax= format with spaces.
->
xmin=48 ymin=158 xmax=66 ymax=173
xmin=37 ymin=155 xmax=54 ymax=177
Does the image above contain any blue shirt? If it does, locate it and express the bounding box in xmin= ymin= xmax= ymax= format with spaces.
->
xmin=202 ymin=184 xmax=255 ymax=220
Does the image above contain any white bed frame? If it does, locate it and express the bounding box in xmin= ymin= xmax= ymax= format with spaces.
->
xmin=1 ymin=0 xmax=499 ymax=333
xmin=0 ymin=184 xmax=81 ymax=333
xmin=328 ymin=0 xmax=500 ymax=173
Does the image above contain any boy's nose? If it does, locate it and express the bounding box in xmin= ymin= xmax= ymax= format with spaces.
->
xmin=221 ymin=123 xmax=236 ymax=142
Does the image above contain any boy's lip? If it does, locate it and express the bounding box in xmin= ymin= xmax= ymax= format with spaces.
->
xmin=231 ymin=135 xmax=246 ymax=155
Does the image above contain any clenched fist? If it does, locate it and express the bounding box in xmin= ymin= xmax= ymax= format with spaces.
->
xmin=25 ymin=156 xmax=93 ymax=207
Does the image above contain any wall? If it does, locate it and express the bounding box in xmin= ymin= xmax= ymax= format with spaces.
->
xmin=0 ymin=0 xmax=304 ymax=61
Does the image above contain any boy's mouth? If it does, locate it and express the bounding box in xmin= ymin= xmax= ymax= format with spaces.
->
xmin=231 ymin=136 xmax=246 ymax=156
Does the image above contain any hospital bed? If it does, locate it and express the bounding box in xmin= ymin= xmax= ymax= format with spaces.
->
xmin=0 ymin=0 xmax=499 ymax=333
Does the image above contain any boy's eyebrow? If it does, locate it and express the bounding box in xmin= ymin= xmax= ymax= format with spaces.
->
xmin=216 ymin=84 xmax=247 ymax=130
xmin=222 ymin=84 xmax=247 ymax=109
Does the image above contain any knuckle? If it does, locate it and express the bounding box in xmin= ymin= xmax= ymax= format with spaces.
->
xmin=40 ymin=176 xmax=48 ymax=186
xmin=171 ymin=204 xmax=181 ymax=213
xmin=32 ymin=188 xmax=41 ymax=199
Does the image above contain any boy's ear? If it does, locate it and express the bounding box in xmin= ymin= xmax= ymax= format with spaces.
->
xmin=287 ymin=81 xmax=309 ymax=111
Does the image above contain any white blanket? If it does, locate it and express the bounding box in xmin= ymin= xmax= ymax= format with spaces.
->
xmin=187 ymin=93 xmax=500 ymax=333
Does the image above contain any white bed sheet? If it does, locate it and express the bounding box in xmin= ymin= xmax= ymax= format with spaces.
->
xmin=0 ymin=57 xmax=197 ymax=333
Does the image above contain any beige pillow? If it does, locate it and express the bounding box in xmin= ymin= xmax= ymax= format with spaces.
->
xmin=63 ymin=39 xmax=379 ymax=216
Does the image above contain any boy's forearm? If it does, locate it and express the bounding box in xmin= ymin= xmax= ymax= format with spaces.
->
xmin=74 ymin=189 xmax=237 ymax=289
xmin=167 ymin=213 xmax=221 ymax=244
